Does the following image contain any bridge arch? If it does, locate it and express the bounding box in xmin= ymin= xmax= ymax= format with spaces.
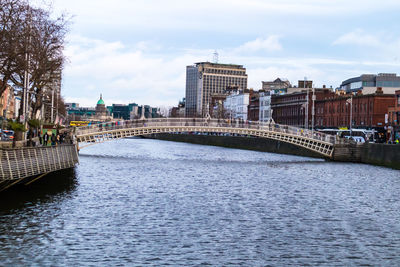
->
xmin=75 ymin=118 xmax=337 ymax=158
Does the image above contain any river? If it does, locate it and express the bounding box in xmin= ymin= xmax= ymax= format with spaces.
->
xmin=0 ymin=138 xmax=399 ymax=266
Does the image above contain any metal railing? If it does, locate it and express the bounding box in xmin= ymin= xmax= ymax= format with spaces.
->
xmin=75 ymin=118 xmax=338 ymax=145
xmin=0 ymin=144 xmax=79 ymax=181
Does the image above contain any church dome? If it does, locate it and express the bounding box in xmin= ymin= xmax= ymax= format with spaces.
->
xmin=97 ymin=94 xmax=105 ymax=105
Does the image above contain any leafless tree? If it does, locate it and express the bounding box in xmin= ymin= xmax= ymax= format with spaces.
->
xmin=0 ymin=0 xmax=28 ymax=95
xmin=0 ymin=0 xmax=69 ymax=121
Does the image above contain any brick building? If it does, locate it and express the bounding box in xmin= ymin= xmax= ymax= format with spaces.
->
xmin=388 ymin=90 xmax=400 ymax=140
xmin=315 ymin=92 xmax=395 ymax=129
xmin=271 ymin=88 xmax=334 ymax=127
xmin=247 ymin=90 xmax=259 ymax=121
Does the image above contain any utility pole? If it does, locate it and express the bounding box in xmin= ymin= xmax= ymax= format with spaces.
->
xmin=346 ymin=95 xmax=353 ymax=136
xmin=22 ymin=6 xmax=32 ymax=140
xmin=51 ymin=89 xmax=54 ymax=123
xmin=304 ymin=77 xmax=309 ymax=129
xmin=312 ymin=87 xmax=315 ymax=136
xmin=350 ymin=94 xmax=353 ymax=136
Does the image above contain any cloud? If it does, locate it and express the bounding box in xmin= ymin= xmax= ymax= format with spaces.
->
xmin=332 ymin=30 xmax=382 ymax=47
xmin=332 ymin=29 xmax=400 ymax=61
xmin=62 ymin=34 xmax=400 ymax=108
xmin=235 ymin=36 xmax=283 ymax=53
xmin=63 ymin=35 xmax=212 ymax=107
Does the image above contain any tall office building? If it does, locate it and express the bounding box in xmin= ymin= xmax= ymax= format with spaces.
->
xmin=185 ymin=62 xmax=247 ymax=117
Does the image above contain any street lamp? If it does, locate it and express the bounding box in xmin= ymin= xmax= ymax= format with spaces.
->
xmin=346 ymin=95 xmax=353 ymax=136
xmin=312 ymin=87 xmax=315 ymax=136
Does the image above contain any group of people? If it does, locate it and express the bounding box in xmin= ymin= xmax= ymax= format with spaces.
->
xmin=39 ymin=131 xmax=68 ymax=146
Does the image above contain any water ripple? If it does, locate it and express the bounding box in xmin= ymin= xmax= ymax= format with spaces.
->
xmin=0 ymin=139 xmax=399 ymax=266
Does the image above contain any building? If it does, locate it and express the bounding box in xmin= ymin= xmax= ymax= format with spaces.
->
xmin=259 ymin=90 xmax=272 ymax=123
xmin=247 ymin=90 xmax=259 ymax=121
xmin=185 ymin=62 xmax=247 ymax=117
xmin=66 ymin=105 xmax=96 ymax=121
xmin=315 ymin=92 xmax=395 ymax=130
xmin=271 ymin=88 xmax=335 ymax=127
xmin=170 ymin=98 xmax=185 ymax=118
xmin=223 ymin=90 xmax=250 ymax=120
xmin=110 ymin=104 xmax=130 ymax=120
xmin=95 ymin=94 xmax=109 ymax=121
xmin=388 ymin=90 xmax=400 ymax=141
xmin=210 ymin=92 xmax=229 ymax=118
xmin=262 ymin=78 xmax=291 ymax=94
xmin=0 ymin=83 xmax=16 ymax=120
xmin=66 ymin=95 xmax=112 ymax=122
xmin=340 ymin=73 xmax=400 ymax=94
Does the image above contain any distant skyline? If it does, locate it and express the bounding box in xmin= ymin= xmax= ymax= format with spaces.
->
xmin=39 ymin=0 xmax=400 ymax=107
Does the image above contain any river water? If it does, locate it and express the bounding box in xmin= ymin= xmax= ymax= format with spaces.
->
xmin=0 ymin=138 xmax=399 ymax=266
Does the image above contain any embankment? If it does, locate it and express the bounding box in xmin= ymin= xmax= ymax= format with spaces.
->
xmin=150 ymin=133 xmax=323 ymax=158
xmin=151 ymin=133 xmax=400 ymax=170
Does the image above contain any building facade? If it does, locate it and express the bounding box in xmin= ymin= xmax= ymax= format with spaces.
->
xmin=185 ymin=62 xmax=247 ymax=117
xmin=388 ymin=90 xmax=400 ymax=141
xmin=340 ymin=73 xmax=400 ymax=94
xmin=262 ymin=78 xmax=291 ymax=94
xmin=0 ymin=84 xmax=16 ymax=120
xmin=315 ymin=93 xmax=396 ymax=129
xmin=223 ymin=90 xmax=250 ymax=121
xmin=247 ymin=90 xmax=259 ymax=121
xmin=271 ymin=88 xmax=335 ymax=127
xmin=259 ymin=91 xmax=272 ymax=123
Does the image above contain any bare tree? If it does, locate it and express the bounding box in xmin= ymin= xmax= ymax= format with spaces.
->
xmin=0 ymin=0 xmax=28 ymax=95
xmin=0 ymin=0 xmax=69 ymax=122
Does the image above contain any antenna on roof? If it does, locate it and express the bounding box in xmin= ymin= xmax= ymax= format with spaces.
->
xmin=212 ymin=50 xmax=219 ymax=63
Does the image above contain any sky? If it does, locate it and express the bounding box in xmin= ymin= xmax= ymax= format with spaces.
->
xmin=36 ymin=0 xmax=400 ymax=108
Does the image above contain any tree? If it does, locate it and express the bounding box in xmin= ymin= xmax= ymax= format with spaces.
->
xmin=0 ymin=0 xmax=28 ymax=96
xmin=0 ymin=0 xmax=69 ymax=123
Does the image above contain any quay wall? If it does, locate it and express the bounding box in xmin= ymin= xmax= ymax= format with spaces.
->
xmin=150 ymin=133 xmax=323 ymax=159
xmin=360 ymin=143 xmax=400 ymax=170
xmin=151 ymin=133 xmax=400 ymax=170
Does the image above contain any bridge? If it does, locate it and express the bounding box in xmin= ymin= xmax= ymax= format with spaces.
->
xmin=75 ymin=118 xmax=338 ymax=158
xmin=1 ymin=118 xmax=360 ymax=190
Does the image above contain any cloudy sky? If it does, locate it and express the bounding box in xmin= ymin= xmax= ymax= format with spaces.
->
xmin=41 ymin=0 xmax=400 ymax=107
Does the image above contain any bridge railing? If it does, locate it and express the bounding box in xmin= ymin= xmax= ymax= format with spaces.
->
xmin=75 ymin=118 xmax=337 ymax=144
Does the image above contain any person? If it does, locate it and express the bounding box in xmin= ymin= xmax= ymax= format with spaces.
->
xmin=43 ymin=132 xmax=49 ymax=146
xmin=51 ymin=133 xmax=56 ymax=146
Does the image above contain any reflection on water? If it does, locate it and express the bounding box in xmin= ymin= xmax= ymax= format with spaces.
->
xmin=0 ymin=168 xmax=77 ymax=213
xmin=0 ymin=139 xmax=399 ymax=266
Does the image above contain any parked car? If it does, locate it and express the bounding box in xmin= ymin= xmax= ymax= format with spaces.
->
xmin=1 ymin=130 xmax=14 ymax=141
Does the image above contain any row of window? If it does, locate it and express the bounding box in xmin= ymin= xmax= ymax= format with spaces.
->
xmin=204 ymin=68 xmax=246 ymax=76
xmin=318 ymin=117 xmax=372 ymax=126
xmin=317 ymin=102 xmax=373 ymax=114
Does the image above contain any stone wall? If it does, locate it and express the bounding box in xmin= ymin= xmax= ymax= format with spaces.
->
xmin=151 ymin=133 xmax=324 ymax=159
xmin=152 ymin=133 xmax=400 ymax=170
xmin=360 ymin=143 xmax=400 ymax=169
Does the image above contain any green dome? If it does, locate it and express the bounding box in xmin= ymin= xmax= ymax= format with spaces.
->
xmin=97 ymin=94 xmax=105 ymax=105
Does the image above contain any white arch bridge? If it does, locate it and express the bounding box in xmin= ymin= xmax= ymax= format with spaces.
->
xmin=75 ymin=118 xmax=338 ymax=158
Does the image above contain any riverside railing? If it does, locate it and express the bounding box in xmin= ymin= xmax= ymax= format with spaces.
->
xmin=0 ymin=144 xmax=79 ymax=181
xmin=75 ymin=118 xmax=338 ymax=145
